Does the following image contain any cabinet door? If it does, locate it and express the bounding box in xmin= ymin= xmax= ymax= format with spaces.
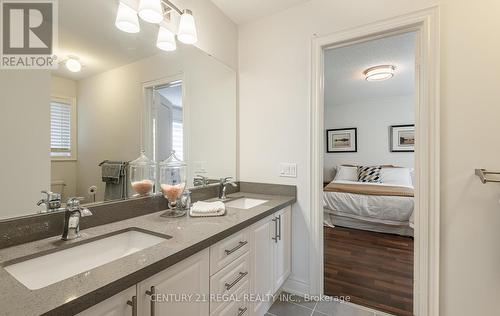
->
xmin=138 ymin=248 xmax=210 ymax=316
xmin=250 ymin=215 xmax=274 ymax=316
xmin=272 ymin=206 xmax=291 ymax=293
xmin=77 ymin=286 xmax=136 ymax=316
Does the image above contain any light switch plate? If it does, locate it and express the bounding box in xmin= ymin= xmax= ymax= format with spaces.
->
xmin=280 ymin=163 xmax=297 ymax=178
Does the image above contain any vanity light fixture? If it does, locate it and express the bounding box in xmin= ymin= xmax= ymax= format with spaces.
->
xmin=156 ymin=25 xmax=176 ymax=51
xmin=177 ymin=9 xmax=197 ymax=44
xmin=115 ymin=2 xmax=140 ymax=33
xmin=65 ymin=57 xmax=82 ymax=73
xmin=138 ymin=0 xmax=163 ymax=24
xmin=364 ymin=65 xmax=395 ymax=82
xmin=115 ymin=0 xmax=198 ymax=51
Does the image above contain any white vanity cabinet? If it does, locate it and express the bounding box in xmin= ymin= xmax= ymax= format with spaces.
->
xmin=250 ymin=206 xmax=292 ymax=316
xmin=76 ymin=205 xmax=291 ymax=316
xmin=76 ymin=286 xmax=137 ymax=316
xmin=137 ymin=248 xmax=210 ymax=316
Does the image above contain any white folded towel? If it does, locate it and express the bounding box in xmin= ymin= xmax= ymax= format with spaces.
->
xmin=189 ymin=201 xmax=226 ymax=217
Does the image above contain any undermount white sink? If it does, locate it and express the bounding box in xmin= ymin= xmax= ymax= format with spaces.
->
xmin=225 ymin=198 xmax=268 ymax=209
xmin=4 ymin=229 xmax=170 ymax=290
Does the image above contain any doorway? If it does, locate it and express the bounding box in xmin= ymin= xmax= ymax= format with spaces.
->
xmin=309 ymin=8 xmax=440 ymax=316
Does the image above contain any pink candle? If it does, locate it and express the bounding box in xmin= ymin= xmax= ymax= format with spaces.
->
xmin=131 ymin=179 xmax=154 ymax=196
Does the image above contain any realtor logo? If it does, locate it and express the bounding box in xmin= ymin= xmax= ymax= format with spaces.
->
xmin=1 ymin=0 xmax=57 ymax=69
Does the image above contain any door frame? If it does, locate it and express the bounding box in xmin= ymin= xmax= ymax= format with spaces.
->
xmin=309 ymin=7 xmax=440 ymax=316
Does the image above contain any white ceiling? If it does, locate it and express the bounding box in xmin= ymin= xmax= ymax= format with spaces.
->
xmin=53 ymin=0 xmax=173 ymax=80
xmin=324 ymin=32 xmax=416 ymax=106
xmin=210 ymin=0 xmax=310 ymax=24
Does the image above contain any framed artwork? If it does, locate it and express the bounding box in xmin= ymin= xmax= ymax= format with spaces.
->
xmin=326 ymin=128 xmax=357 ymax=153
xmin=390 ymin=124 xmax=415 ymax=152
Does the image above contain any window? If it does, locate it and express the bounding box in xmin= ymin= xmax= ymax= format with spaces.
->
xmin=50 ymin=97 xmax=76 ymax=160
xmin=172 ymin=120 xmax=183 ymax=160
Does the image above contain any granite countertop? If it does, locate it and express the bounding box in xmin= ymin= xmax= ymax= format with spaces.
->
xmin=0 ymin=192 xmax=295 ymax=316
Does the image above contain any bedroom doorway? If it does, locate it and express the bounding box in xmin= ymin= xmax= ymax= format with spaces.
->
xmin=322 ymin=32 xmax=417 ymax=316
xmin=309 ymin=8 xmax=440 ymax=316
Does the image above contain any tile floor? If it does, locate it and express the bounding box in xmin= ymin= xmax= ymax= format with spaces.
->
xmin=265 ymin=292 xmax=395 ymax=316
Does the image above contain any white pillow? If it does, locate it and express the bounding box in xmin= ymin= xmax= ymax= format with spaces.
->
xmin=380 ymin=167 xmax=412 ymax=186
xmin=334 ymin=166 xmax=358 ymax=181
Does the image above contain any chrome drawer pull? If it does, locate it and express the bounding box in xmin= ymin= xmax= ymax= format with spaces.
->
xmin=272 ymin=217 xmax=278 ymax=243
xmin=225 ymin=241 xmax=248 ymax=255
xmin=126 ymin=296 xmax=137 ymax=316
xmin=145 ymin=286 xmax=156 ymax=316
xmin=277 ymin=214 xmax=282 ymax=241
xmin=225 ymin=271 xmax=248 ymax=291
xmin=237 ymin=307 xmax=248 ymax=316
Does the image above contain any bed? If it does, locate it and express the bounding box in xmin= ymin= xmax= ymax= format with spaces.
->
xmin=323 ymin=166 xmax=415 ymax=236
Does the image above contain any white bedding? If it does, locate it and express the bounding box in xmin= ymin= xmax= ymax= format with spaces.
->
xmin=323 ymin=180 xmax=414 ymax=227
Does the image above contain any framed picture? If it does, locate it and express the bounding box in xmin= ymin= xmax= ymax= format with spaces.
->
xmin=390 ymin=124 xmax=415 ymax=152
xmin=326 ymin=128 xmax=357 ymax=153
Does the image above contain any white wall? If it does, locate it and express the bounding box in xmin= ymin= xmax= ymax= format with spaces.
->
xmin=0 ymin=70 xmax=50 ymax=219
xmin=77 ymin=46 xmax=237 ymax=202
xmin=323 ymin=95 xmax=414 ymax=181
xmin=50 ymin=76 xmax=78 ymax=201
xmin=239 ymin=0 xmax=438 ymax=295
xmin=239 ymin=1 xmax=500 ymax=315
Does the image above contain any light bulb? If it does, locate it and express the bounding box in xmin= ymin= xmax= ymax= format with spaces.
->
xmin=157 ymin=26 xmax=176 ymax=51
xmin=115 ymin=2 xmax=140 ymax=33
xmin=65 ymin=58 xmax=82 ymax=73
xmin=138 ymin=0 xmax=163 ymax=24
xmin=177 ymin=9 xmax=197 ymax=44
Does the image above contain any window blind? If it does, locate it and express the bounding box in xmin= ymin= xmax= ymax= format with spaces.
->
xmin=172 ymin=121 xmax=183 ymax=160
xmin=50 ymin=101 xmax=72 ymax=157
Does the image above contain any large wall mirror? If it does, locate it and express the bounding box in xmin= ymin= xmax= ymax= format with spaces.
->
xmin=0 ymin=0 xmax=236 ymax=220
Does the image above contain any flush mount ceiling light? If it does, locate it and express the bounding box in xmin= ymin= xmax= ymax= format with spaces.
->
xmin=115 ymin=2 xmax=140 ymax=33
xmin=177 ymin=9 xmax=197 ymax=44
xmin=138 ymin=0 xmax=163 ymax=24
xmin=363 ymin=65 xmax=395 ymax=82
xmin=65 ymin=57 xmax=82 ymax=73
xmin=115 ymin=0 xmax=198 ymax=52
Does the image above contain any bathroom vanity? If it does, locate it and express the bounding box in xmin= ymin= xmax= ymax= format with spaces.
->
xmin=0 ymin=186 xmax=295 ymax=316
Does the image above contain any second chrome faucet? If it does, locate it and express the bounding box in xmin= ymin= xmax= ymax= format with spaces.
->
xmin=61 ymin=197 xmax=93 ymax=241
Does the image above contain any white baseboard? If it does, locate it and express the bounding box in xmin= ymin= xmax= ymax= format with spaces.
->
xmin=281 ymin=276 xmax=309 ymax=296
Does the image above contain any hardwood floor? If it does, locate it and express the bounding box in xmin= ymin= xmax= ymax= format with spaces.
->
xmin=324 ymin=226 xmax=414 ymax=316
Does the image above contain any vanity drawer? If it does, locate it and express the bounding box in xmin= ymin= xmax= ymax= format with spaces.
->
xmin=210 ymin=228 xmax=250 ymax=275
xmin=210 ymin=280 xmax=249 ymax=316
xmin=210 ymin=251 xmax=250 ymax=312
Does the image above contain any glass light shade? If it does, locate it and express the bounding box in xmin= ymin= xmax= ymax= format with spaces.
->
xmin=177 ymin=9 xmax=197 ymax=44
xmin=129 ymin=150 xmax=156 ymax=197
xmin=115 ymin=2 xmax=140 ymax=33
xmin=364 ymin=65 xmax=395 ymax=82
xmin=159 ymin=151 xmax=187 ymax=217
xmin=65 ymin=58 xmax=82 ymax=72
xmin=138 ymin=0 xmax=163 ymax=24
xmin=156 ymin=26 xmax=176 ymax=51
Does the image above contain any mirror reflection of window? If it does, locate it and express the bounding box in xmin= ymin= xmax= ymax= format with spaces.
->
xmin=50 ymin=97 xmax=76 ymax=160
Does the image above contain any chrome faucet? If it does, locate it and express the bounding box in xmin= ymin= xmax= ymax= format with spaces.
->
xmin=37 ymin=191 xmax=62 ymax=213
xmin=218 ymin=177 xmax=237 ymax=200
xmin=61 ymin=197 xmax=93 ymax=240
xmin=193 ymin=175 xmax=210 ymax=187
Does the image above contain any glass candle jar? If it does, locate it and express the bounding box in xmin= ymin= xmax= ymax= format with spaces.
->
xmin=159 ymin=150 xmax=187 ymax=217
xmin=129 ymin=150 xmax=156 ymax=197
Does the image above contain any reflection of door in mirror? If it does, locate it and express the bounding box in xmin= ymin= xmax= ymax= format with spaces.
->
xmin=144 ymin=79 xmax=185 ymax=169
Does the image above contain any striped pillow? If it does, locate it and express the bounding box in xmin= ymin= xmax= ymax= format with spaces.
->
xmin=357 ymin=166 xmax=382 ymax=183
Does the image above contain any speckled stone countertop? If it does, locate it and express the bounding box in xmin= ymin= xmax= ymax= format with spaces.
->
xmin=0 ymin=192 xmax=295 ymax=316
